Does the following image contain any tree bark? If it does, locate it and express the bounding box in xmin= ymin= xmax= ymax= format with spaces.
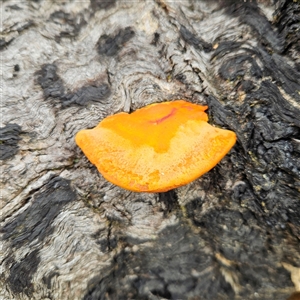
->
xmin=1 ymin=0 xmax=300 ymax=299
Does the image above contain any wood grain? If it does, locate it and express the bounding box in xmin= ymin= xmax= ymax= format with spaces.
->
xmin=1 ymin=1 xmax=299 ymax=299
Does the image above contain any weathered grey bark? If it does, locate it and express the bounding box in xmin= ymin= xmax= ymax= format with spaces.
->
xmin=1 ymin=0 xmax=300 ymax=299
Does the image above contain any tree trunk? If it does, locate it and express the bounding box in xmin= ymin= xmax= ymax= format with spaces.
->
xmin=1 ymin=0 xmax=300 ymax=299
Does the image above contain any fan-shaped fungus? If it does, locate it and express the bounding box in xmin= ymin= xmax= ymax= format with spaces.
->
xmin=75 ymin=100 xmax=236 ymax=192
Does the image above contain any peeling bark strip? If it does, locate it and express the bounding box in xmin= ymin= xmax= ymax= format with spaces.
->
xmin=1 ymin=0 xmax=300 ymax=299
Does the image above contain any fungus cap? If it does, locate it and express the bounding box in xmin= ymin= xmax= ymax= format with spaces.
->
xmin=75 ymin=100 xmax=236 ymax=192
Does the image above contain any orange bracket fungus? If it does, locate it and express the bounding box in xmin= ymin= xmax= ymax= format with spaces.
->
xmin=75 ymin=100 xmax=236 ymax=192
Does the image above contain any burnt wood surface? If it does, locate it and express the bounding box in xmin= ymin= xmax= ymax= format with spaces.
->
xmin=1 ymin=0 xmax=300 ymax=299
